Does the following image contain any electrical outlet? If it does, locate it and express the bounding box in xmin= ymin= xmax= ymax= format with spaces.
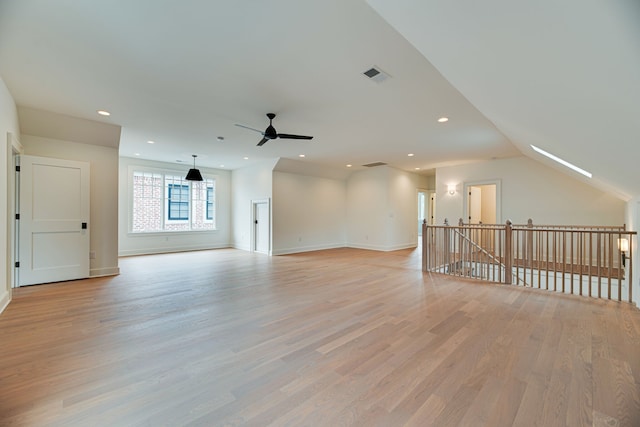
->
xmin=89 ymin=251 xmax=96 ymax=259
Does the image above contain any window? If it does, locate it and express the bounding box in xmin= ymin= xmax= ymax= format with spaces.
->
xmin=131 ymin=169 xmax=216 ymax=233
xmin=206 ymin=187 xmax=214 ymax=220
xmin=167 ymin=184 xmax=189 ymax=220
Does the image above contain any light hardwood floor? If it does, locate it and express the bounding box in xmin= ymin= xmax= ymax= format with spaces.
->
xmin=1 ymin=247 xmax=639 ymax=426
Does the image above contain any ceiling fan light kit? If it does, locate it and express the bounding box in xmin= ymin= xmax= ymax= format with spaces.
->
xmin=236 ymin=113 xmax=313 ymax=146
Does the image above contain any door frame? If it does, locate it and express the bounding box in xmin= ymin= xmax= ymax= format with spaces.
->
xmin=250 ymin=198 xmax=271 ymax=255
xmin=7 ymin=132 xmax=23 ymax=291
xmin=416 ymin=188 xmax=432 ymax=236
xmin=462 ymin=179 xmax=501 ymax=224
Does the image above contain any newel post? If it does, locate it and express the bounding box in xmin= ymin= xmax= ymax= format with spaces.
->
xmin=505 ymin=220 xmax=513 ymax=284
xmin=422 ymin=219 xmax=428 ymax=272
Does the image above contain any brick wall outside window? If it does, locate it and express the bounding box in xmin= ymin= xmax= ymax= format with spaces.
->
xmin=131 ymin=171 xmax=215 ymax=233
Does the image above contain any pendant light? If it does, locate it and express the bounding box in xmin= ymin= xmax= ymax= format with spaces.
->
xmin=185 ymin=154 xmax=203 ymax=181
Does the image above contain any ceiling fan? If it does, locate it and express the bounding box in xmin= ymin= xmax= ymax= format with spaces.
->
xmin=235 ymin=113 xmax=313 ymax=146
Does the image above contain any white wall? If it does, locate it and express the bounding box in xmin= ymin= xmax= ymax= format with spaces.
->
xmin=387 ymin=167 xmax=430 ymax=249
xmin=0 ymin=77 xmax=20 ymax=313
xmin=118 ymin=157 xmax=231 ymax=256
xmin=22 ymin=135 xmax=120 ymax=277
xmin=625 ymin=198 xmax=639 ymax=305
xmin=347 ymin=166 xmax=431 ymax=251
xmin=347 ymin=166 xmax=389 ymax=250
xmin=272 ymin=171 xmax=347 ymax=255
xmin=231 ymin=160 xmax=277 ymax=251
xmin=436 ymin=156 xmax=625 ymax=226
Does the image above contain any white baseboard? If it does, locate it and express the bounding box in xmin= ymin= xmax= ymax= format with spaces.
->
xmin=119 ymin=243 xmax=231 ymax=257
xmin=347 ymin=242 xmax=417 ymax=252
xmin=90 ymin=267 xmax=121 ymax=277
xmin=272 ymin=243 xmax=347 ymax=255
xmin=0 ymin=289 xmax=11 ymax=315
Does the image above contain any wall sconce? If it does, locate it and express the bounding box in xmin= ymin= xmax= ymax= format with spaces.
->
xmin=447 ymin=184 xmax=457 ymax=195
xmin=618 ymin=237 xmax=629 ymax=267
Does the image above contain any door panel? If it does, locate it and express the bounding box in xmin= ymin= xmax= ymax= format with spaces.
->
xmin=19 ymin=155 xmax=90 ymax=286
xmin=254 ymin=202 xmax=269 ymax=254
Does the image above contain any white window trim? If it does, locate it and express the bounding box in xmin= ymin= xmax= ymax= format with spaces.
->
xmin=128 ymin=164 xmax=218 ymax=234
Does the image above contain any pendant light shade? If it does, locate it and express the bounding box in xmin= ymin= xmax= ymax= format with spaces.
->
xmin=185 ymin=154 xmax=203 ymax=181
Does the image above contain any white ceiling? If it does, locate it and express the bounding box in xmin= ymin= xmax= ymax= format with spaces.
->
xmin=367 ymin=0 xmax=640 ymax=199
xmin=0 ymin=1 xmax=637 ymax=199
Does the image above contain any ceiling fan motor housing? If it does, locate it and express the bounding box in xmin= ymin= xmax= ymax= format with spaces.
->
xmin=265 ymin=125 xmax=278 ymax=139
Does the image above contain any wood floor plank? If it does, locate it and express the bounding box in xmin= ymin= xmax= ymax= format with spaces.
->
xmin=0 ymin=247 xmax=639 ymax=426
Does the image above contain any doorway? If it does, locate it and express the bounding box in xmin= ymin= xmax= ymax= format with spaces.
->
xmin=417 ymin=190 xmax=436 ymax=236
xmin=463 ymin=180 xmax=501 ymax=224
xmin=251 ymin=199 xmax=270 ymax=255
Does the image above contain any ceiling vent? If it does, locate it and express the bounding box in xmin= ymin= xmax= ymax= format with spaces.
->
xmin=362 ymin=162 xmax=387 ymax=167
xmin=363 ymin=66 xmax=390 ymax=83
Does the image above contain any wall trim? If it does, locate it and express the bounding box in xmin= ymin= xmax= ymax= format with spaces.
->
xmin=119 ymin=243 xmax=231 ymax=257
xmin=272 ymin=242 xmax=347 ymax=255
xmin=0 ymin=290 xmax=10 ymax=315
xmin=89 ymin=267 xmax=121 ymax=277
xmin=232 ymin=243 xmax=252 ymax=252
xmin=347 ymin=242 xmax=417 ymax=252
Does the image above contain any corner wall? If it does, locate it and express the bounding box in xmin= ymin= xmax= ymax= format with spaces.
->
xmin=0 ymin=76 xmax=20 ymax=314
xmin=347 ymin=166 xmax=431 ymax=251
xmin=272 ymin=171 xmax=347 ymax=255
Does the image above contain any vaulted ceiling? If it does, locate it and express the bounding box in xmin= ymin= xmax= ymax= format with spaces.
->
xmin=0 ymin=0 xmax=637 ymax=199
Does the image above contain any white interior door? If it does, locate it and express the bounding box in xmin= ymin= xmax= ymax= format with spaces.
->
xmin=468 ymin=186 xmax=482 ymax=224
xmin=19 ymin=155 xmax=90 ymax=286
xmin=254 ymin=201 xmax=269 ymax=254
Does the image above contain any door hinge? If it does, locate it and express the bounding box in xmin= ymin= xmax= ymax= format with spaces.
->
xmin=15 ymin=165 xmax=20 ymax=172
xmin=15 ymin=262 xmax=19 ymax=268
xmin=15 ymin=213 xmax=19 ymax=220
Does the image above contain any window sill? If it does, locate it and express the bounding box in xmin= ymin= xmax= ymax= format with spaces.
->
xmin=127 ymin=230 xmax=218 ymax=238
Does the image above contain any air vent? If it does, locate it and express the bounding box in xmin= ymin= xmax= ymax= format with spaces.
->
xmin=362 ymin=66 xmax=390 ymax=83
xmin=362 ymin=162 xmax=387 ymax=167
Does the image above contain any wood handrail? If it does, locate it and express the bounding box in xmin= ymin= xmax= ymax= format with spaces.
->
xmin=423 ymin=220 xmax=637 ymax=304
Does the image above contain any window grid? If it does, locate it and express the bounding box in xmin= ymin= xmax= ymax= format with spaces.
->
xmin=167 ymin=184 xmax=189 ymax=220
xmin=131 ymin=170 xmax=216 ymax=233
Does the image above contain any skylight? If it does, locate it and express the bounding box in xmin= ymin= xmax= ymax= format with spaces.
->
xmin=530 ymin=145 xmax=592 ymax=178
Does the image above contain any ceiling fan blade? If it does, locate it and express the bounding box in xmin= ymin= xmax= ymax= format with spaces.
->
xmin=277 ymin=133 xmax=313 ymax=140
xmin=257 ymin=137 xmax=269 ymax=146
xmin=235 ymin=123 xmax=264 ymax=134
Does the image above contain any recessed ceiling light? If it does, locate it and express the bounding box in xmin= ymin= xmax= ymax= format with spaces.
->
xmin=346 ymin=164 xmax=352 ymax=168
xmin=408 ymin=153 xmax=414 ymax=157
xmin=134 ymin=153 xmax=140 ymax=156
xmin=97 ymin=110 xmax=111 ymax=116
xmin=530 ymin=145 xmax=592 ymax=178
xmin=437 ymin=117 xmax=449 ymax=123
xmin=299 ymin=154 xmax=305 ymax=158
xmin=176 ymin=160 xmax=183 ymax=163
xmin=243 ymin=157 xmax=249 ymax=160
xmin=147 ymin=140 xmax=155 ymax=144
xmin=220 ymin=164 xmax=225 ymax=168
xmin=415 ymin=167 xmax=420 ymax=170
